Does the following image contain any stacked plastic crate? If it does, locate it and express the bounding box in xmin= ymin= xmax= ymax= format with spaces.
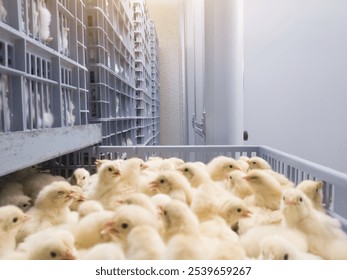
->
xmin=132 ymin=0 xmax=158 ymax=145
xmin=49 ymin=0 xmax=161 ymax=177
xmin=86 ymin=0 xmax=137 ymax=146
xmin=149 ymin=20 xmax=160 ymax=145
xmin=0 ymin=0 xmax=101 ymax=177
xmin=47 ymin=0 xmax=160 ymax=147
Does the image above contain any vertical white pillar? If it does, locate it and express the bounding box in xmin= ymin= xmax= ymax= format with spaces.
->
xmin=205 ymin=0 xmax=244 ymax=145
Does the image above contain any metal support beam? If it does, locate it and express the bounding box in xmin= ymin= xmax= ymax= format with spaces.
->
xmin=0 ymin=124 xmax=102 ymax=176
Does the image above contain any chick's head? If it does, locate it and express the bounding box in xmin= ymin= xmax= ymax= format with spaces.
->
xmin=30 ymin=239 xmax=77 ymax=260
xmin=124 ymin=158 xmax=148 ymax=171
xmin=6 ymin=195 xmax=32 ymax=212
xmin=247 ymin=157 xmax=272 ymax=170
xmin=0 ymin=205 xmax=29 ymax=232
xmin=177 ymin=164 xmax=194 ymax=181
xmin=34 ymin=181 xmax=75 ymax=208
xmin=297 ymin=180 xmax=324 ymax=202
xmin=51 ymin=183 xmax=75 ymax=205
xmin=243 ymin=170 xmax=278 ymax=188
xmin=101 ymin=205 xmax=157 ymax=242
xmin=280 ymin=188 xmax=312 ymax=222
xmin=220 ymin=199 xmax=252 ymax=225
xmin=222 ymin=159 xmax=240 ymax=173
xmin=226 ymin=170 xmax=247 ymax=186
xmin=161 ymin=200 xmax=199 ymax=232
xmin=73 ymin=168 xmax=90 ymax=187
xmin=149 ymin=174 xmax=171 ymax=194
xmin=281 ymin=189 xmax=308 ymax=207
xmin=98 ymin=161 xmax=121 ymax=181
xmin=102 ymin=218 xmax=132 ymax=243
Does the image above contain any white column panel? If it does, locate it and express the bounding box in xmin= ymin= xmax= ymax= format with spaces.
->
xmin=205 ymin=0 xmax=244 ymax=145
xmin=181 ymin=0 xmax=206 ymax=145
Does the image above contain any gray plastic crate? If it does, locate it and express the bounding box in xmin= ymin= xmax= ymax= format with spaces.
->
xmin=149 ymin=20 xmax=160 ymax=145
xmin=0 ymin=0 xmax=102 ymax=177
xmin=0 ymin=0 xmax=159 ymax=175
xmin=86 ymin=0 xmax=160 ymax=146
xmin=0 ymin=0 xmax=90 ymax=131
xmin=47 ymin=145 xmax=347 ymax=232
xmin=86 ymin=0 xmax=137 ymax=146
xmin=133 ymin=0 xmax=159 ymax=145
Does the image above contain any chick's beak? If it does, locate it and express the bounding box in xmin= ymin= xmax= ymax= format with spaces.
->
xmin=95 ymin=159 xmax=103 ymax=167
xmin=243 ymin=175 xmax=251 ymax=181
xmin=76 ymin=179 xmax=84 ymax=186
xmin=116 ymin=199 xmax=124 ymax=204
xmin=141 ymin=163 xmax=149 ymax=170
xmin=101 ymin=221 xmax=118 ymax=236
xmin=285 ymin=199 xmax=297 ymax=206
xmin=23 ymin=214 xmax=30 ymax=221
xmin=149 ymin=181 xmax=159 ymax=191
xmin=241 ymin=210 xmax=252 ymax=218
xmin=65 ymin=191 xmax=76 ymax=201
xmin=77 ymin=195 xmax=86 ymax=202
xmin=157 ymin=205 xmax=165 ymax=216
xmin=63 ymin=249 xmax=77 ymax=260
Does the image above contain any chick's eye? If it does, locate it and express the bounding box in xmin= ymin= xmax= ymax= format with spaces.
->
xmin=82 ymin=176 xmax=86 ymax=179
xmin=12 ymin=217 xmax=18 ymax=223
xmin=299 ymin=197 xmax=303 ymax=202
xmin=229 ymin=165 xmax=233 ymax=169
xmin=252 ymin=161 xmax=257 ymax=165
xmin=236 ymin=208 xmax=242 ymax=213
xmin=58 ymin=191 xmax=65 ymax=195
xmin=184 ymin=168 xmax=189 ymax=172
xmin=163 ymin=210 xmax=167 ymax=216
xmin=283 ymin=253 xmax=289 ymax=260
xmin=160 ymin=179 xmax=165 ymax=184
xmin=50 ymin=251 xmax=57 ymax=258
xmin=108 ymin=167 xmax=113 ymax=172
xmin=121 ymin=223 xmax=128 ymax=229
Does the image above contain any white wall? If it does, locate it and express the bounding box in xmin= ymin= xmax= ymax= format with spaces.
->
xmin=146 ymin=0 xmax=185 ymax=145
xmin=244 ymin=0 xmax=347 ymax=172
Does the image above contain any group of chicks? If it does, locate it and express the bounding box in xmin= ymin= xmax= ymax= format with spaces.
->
xmin=0 ymin=154 xmax=347 ymax=260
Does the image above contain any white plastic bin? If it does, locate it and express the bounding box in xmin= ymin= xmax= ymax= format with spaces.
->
xmin=48 ymin=144 xmax=347 ymax=232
